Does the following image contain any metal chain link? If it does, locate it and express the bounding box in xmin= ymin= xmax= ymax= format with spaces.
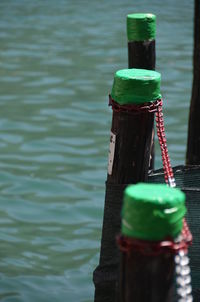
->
xmin=175 ymin=250 xmax=193 ymax=302
xmin=110 ymin=96 xmax=193 ymax=301
xmin=156 ymin=101 xmax=193 ymax=302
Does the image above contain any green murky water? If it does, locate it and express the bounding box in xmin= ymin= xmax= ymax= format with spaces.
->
xmin=0 ymin=0 xmax=193 ymax=301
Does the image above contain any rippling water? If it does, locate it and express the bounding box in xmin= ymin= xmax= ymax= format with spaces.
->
xmin=0 ymin=0 xmax=193 ymax=301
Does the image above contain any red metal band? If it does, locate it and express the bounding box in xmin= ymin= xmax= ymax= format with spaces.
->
xmin=117 ymin=224 xmax=192 ymax=256
xmin=109 ymin=95 xmax=162 ymax=113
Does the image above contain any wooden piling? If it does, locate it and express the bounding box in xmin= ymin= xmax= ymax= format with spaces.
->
xmin=127 ymin=13 xmax=156 ymax=70
xmin=127 ymin=13 xmax=156 ymax=170
xmin=186 ymin=0 xmax=200 ymax=164
xmin=118 ymin=184 xmax=186 ymax=302
xmin=93 ymin=69 xmax=161 ymax=302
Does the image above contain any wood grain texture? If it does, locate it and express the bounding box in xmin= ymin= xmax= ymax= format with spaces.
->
xmin=128 ymin=40 xmax=156 ymax=170
xmin=128 ymin=40 xmax=156 ymax=70
xmin=119 ymin=249 xmax=175 ymax=302
xmin=108 ymin=110 xmax=154 ymax=184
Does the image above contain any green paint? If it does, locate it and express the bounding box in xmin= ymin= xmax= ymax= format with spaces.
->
xmin=127 ymin=13 xmax=156 ymax=42
xmin=111 ymin=68 xmax=161 ymax=105
xmin=121 ymin=183 xmax=186 ymax=241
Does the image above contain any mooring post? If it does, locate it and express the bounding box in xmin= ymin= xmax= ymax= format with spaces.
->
xmin=127 ymin=13 xmax=156 ymax=169
xmin=93 ymin=68 xmax=161 ymax=302
xmin=186 ymin=0 xmax=200 ymax=164
xmin=127 ymin=13 xmax=156 ymax=70
xmin=118 ymin=183 xmax=187 ymax=302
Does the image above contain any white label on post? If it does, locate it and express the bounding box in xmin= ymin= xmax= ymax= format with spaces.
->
xmin=108 ymin=131 xmax=116 ymax=175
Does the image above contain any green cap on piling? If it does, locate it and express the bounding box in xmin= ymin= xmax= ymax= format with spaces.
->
xmin=121 ymin=183 xmax=186 ymax=241
xmin=127 ymin=13 xmax=156 ymax=42
xmin=111 ymin=68 xmax=161 ymax=105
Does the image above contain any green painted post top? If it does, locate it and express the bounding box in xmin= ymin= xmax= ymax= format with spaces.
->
xmin=127 ymin=13 xmax=156 ymax=42
xmin=111 ymin=68 xmax=161 ymax=105
xmin=121 ymin=183 xmax=186 ymax=241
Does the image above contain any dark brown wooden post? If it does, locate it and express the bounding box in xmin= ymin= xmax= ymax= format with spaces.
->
xmin=127 ymin=13 xmax=156 ymax=70
xmin=118 ymin=183 xmax=187 ymax=302
xmin=186 ymin=0 xmax=200 ymax=164
xmin=93 ymin=68 xmax=161 ymax=302
xmin=127 ymin=13 xmax=156 ymax=170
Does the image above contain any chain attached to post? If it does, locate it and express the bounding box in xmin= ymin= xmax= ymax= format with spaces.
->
xmin=109 ymin=96 xmax=193 ymax=302
xmin=155 ymin=100 xmax=192 ymax=302
xmin=155 ymin=101 xmax=176 ymax=187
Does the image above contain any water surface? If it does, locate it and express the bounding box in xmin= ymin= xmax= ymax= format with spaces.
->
xmin=0 ymin=0 xmax=193 ymax=301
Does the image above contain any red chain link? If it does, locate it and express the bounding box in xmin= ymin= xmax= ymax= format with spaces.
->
xmin=117 ymin=232 xmax=192 ymax=256
xmin=109 ymin=96 xmax=192 ymax=253
xmin=109 ymin=95 xmax=162 ymax=113
xmin=155 ymin=101 xmax=192 ymax=251
xmin=155 ymin=101 xmax=175 ymax=186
